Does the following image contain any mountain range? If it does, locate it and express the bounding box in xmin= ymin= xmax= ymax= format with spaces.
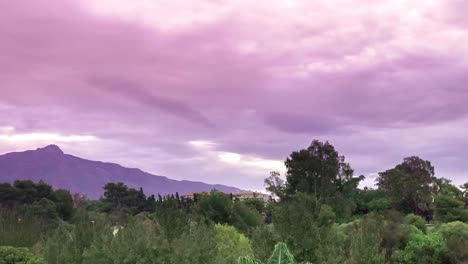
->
xmin=0 ymin=145 xmax=242 ymax=199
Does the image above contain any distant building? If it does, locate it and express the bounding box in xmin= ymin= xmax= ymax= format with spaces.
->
xmin=182 ymin=191 xmax=270 ymax=202
xmin=181 ymin=192 xmax=208 ymax=200
xmin=232 ymin=191 xmax=270 ymax=202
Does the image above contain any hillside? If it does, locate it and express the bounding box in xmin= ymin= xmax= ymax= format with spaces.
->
xmin=0 ymin=145 xmax=242 ymax=199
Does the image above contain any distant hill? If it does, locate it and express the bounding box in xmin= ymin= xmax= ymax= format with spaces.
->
xmin=0 ymin=145 xmax=242 ymax=199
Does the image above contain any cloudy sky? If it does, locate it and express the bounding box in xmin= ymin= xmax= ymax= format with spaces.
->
xmin=1 ymin=0 xmax=467 ymax=190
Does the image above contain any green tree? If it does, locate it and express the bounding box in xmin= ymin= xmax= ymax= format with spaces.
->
xmin=195 ymin=190 xmax=233 ymax=225
xmin=264 ymin=171 xmax=286 ymax=200
xmin=272 ymin=193 xmax=320 ymax=262
xmin=214 ymin=224 xmax=254 ymax=264
xmin=266 ymin=243 xmax=296 ymax=264
xmin=250 ymin=225 xmax=281 ymax=262
xmin=434 ymin=195 xmax=468 ymax=223
xmin=238 ymin=242 xmax=297 ymax=264
xmin=461 ymin=182 xmax=468 ymax=208
xmin=379 ymin=210 xmax=411 ymax=260
xmin=153 ymin=198 xmax=189 ymax=241
xmin=49 ymin=189 xmax=74 ymax=220
xmin=14 ymin=180 xmax=52 ymax=204
xmin=280 ymin=140 xmax=363 ymax=222
xmin=346 ymin=214 xmax=385 ymax=264
xmin=243 ymin=199 xmax=265 ymax=214
xmin=22 ymin=198 xmax=58 ymax=226
xmin=102 ymin=182 xmax=129 ymax=211
xmin=315 ymin=225 xmax=346 ymax=264
xmin=355 ymin=189 xmax=391 ymax=214
xmin=171 ymin=223 xmax=219 ymax=264
xmin=231 ymin=202 xmax=262 ymax=233
xmin=0 ymin=183 xmax=19 ymax=208
xmin=435 ymin=178 xmax=462 ymax=199
xmin=376 ymin=156 xmax=436 ymax=218
xmin=284 ymin=140 xmax=355 ymax=199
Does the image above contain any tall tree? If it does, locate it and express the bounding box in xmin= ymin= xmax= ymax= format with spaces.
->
xmin=103 ymin=182 xmax=129 ymax=211
xmin=284 ymin=140 xmax=355 ymax=199
xmin=50 ymin=189 xmax=74 ymax=220
xmin=461 ymin=182 xmax=468 ymax=208
xmin=377 ymin=156 xmax=436 ymax=218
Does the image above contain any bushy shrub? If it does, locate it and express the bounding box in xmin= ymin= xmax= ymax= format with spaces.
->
xmin=0 ymin=246 xmax=45 ymax=264
xmin=435 ymin=221 xmax=468 ymax=263
xmin=399 ymin=232 xmax=447 ymax=264
xmin=43 ymin=210 xmax=109 ymax=264
xmin=0 ymin=210 xmax=45 ymax=248
xmin=81 ymin=219 xmax=170 ymax=264
xmin=405 ymin=214 xmax=427 ymax=233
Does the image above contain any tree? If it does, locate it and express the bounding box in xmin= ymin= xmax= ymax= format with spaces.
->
xmin=243 ymin=199 xmax=265 ymax=214
xmin=50 ymin=189 xmax=74 ymax=220
xmin=214 ymin=224 xmax=254 ymax=264
xmin=102 ymin=182 xmax=129 ymax=211
xmin=171 ymin=223 xmax=219 ymax=264
xmin=272 ymin=193 xmax=321 ymax=262
xmin=154 ymin=198 xmax=189 ymax=241
xmin=231 ymin=202 xmax=262 ymax=233
xmin=195 ymin=190 xmax=233 ymax=225
xmin=355 ymin=189 xmax=391 ymax=214
xmin=266 ymin=243 xmax=296 ymax=264
xmin=346 ymin=214 xmax=386 ymax=264
xmin=379 ymin=210 xmax=411 ymax=260
xmin=238 ymin=242 xmax=297 ymax=264
xmin=250 ymin=225 xmax=281 ymax=262
xmin=434 ymin=195 xmax=468 ymax=223
xmin=284 ymin=140 xmax=355 ymax=199
xmin=435 ymin=178 xmax=462 ymax=199
xmin=264 ymin=171 xmax=286 ymax=200
xmin=23 ymin=198 xmax=59 ymax=225
xmin=376 ymin=156 xmax=436 ymax=218
xmin=460 ymin=182 xmax=468 ymax=208
xmin=0 ymin=183 xmax=19 ymax=208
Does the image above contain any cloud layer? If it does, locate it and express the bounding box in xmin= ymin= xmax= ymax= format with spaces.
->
xmin=1 ymin=0 xmax=467 ymax=189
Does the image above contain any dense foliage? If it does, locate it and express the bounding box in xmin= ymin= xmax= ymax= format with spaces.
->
xmin=0 ymin=246 xmax=45 ymax=264
xmin=1 ymin=139 xmax=467 ymax=263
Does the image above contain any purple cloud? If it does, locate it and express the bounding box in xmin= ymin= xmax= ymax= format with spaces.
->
xmin=1 ymin=0 xmax=468 ymax=190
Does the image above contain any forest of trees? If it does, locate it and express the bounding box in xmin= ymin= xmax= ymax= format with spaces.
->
xmin=1 ymin=140 xmax=467 ymax=263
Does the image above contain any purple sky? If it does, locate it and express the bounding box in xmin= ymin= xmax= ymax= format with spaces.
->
xmin=1 ymin=0 xmax=467 ymax=190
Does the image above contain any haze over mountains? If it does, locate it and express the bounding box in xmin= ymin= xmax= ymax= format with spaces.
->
xmin=0 ymin=145 xmax=242 ymax=199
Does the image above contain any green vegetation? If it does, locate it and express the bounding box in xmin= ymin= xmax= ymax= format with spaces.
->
xmin=1 ymin=139 xmax=467 ymax=263
xmin=0 ymin=246 xmax=45 ymax=264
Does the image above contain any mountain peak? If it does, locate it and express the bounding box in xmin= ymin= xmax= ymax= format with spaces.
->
xmin=36 ymin=144 xmax=64 ymax=155
xmin=0 ymin=145 xmax=242 ymax=198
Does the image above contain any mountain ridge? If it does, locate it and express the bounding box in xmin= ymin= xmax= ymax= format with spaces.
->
xmin=0 ymin=145 xmax=243 ymax=199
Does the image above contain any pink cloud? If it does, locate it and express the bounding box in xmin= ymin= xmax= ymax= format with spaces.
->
xmin=1 ymin=0 xmax=468 ymax=189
